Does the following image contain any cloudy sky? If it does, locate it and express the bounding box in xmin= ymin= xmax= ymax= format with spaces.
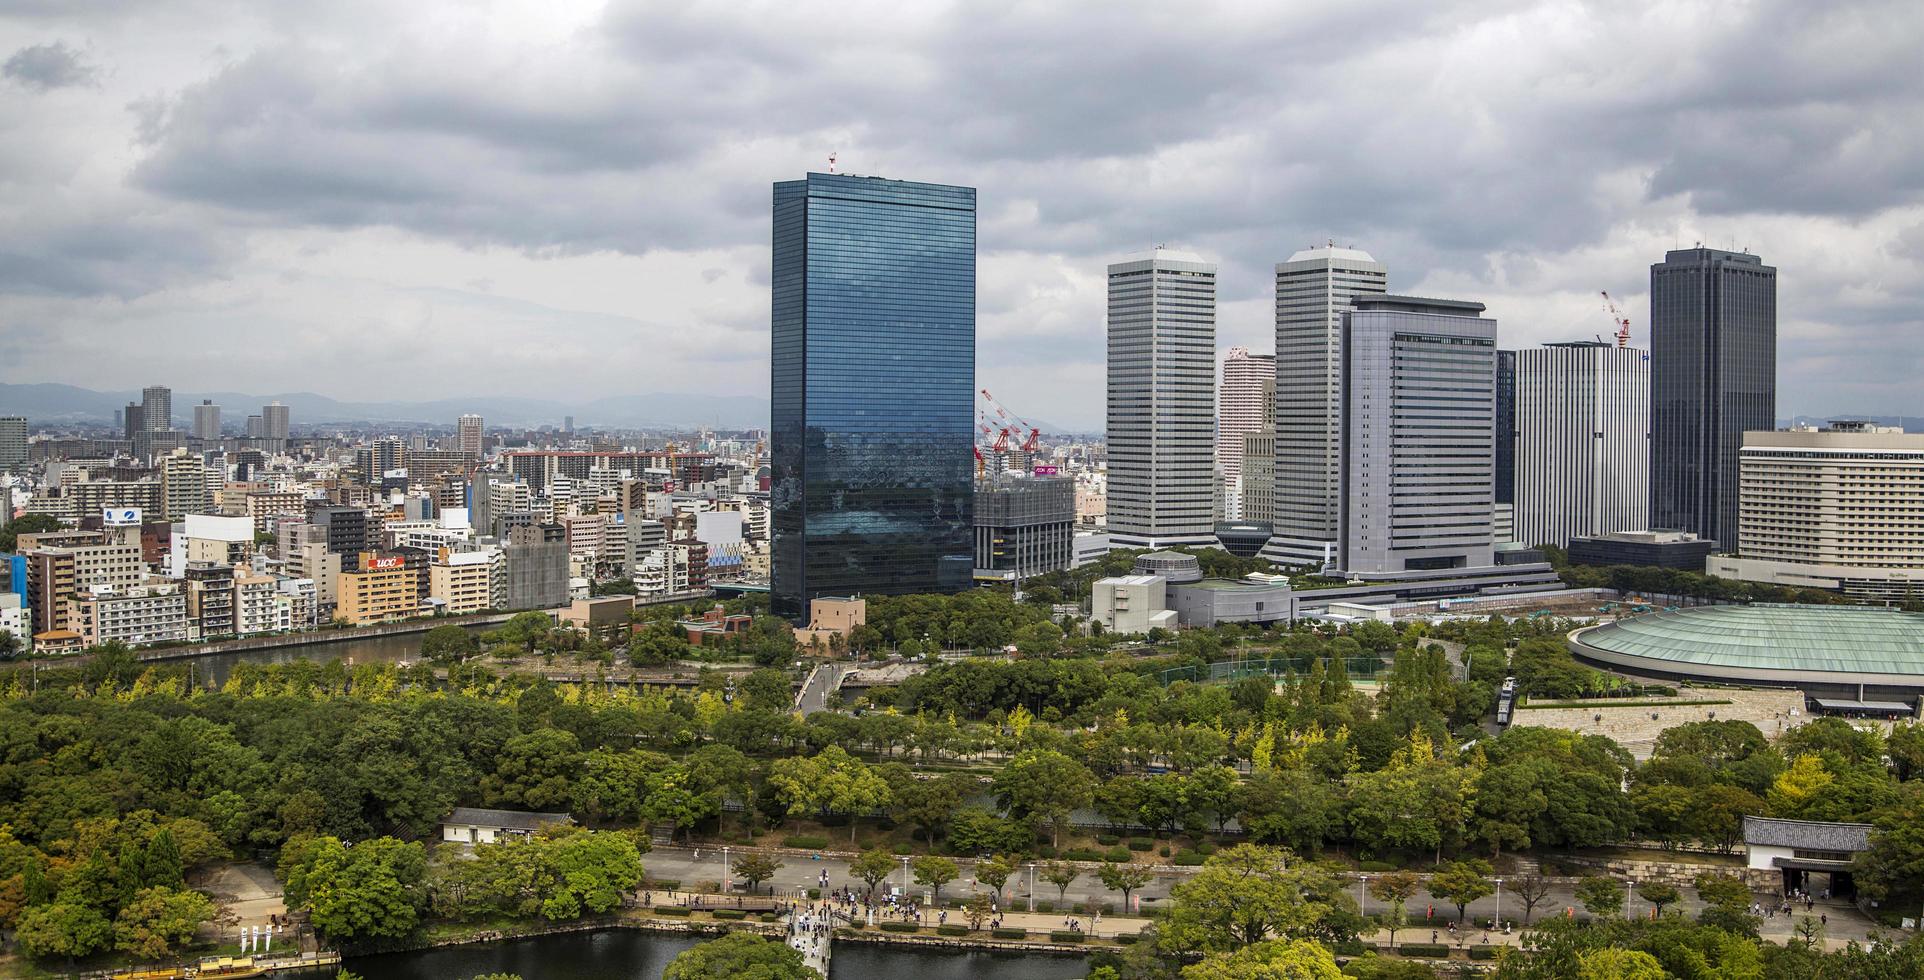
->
xmin=2 ymin=0 xmax=1921 ymax=430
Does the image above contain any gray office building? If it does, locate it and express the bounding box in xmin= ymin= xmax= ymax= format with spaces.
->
xmin=1649 ymin=247 xmax=1776 ymax=545
xmin=0 ymin=416 xmax=25 ymax=473
xmin=973 ymin=475 xmax=1074 ymax=580
xmin=1494 ymin=350 xmax=1517 ymax=506
xmin=1263 ymin=246 xmax=1389 ymax=569
xmin=262 ymin=402 xmax=291 ymax=448
xmin=193 ymin=400 xmax=221 ymax=441
xmin=1106 ymin=249 xmax=1219 ymax=550
xmin=1338 ymin=296 xmax=1497 ymax=576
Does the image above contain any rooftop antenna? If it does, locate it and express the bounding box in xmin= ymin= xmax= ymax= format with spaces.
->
xmin=827 ymin=151 xmax=837 ymax=174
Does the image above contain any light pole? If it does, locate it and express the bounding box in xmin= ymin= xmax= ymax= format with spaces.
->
xmin=1626 ymin=877 xmax=1635 ymax=920
xmin=1495 ymin=877 xmax=1502 ymax=929
xmin=902 ymin=856 xmax=912 ymax=897
xmin=1028 ymin=863 xmax=1036 ymax=913
xmin=1359 ymin=875 xmax=1368 ymax=919
xmin=722 ymin=846 xmax=730 ymax=895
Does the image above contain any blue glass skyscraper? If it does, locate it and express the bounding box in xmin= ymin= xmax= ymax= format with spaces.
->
xmin=770 ymin=173 xmax=976 ymax=620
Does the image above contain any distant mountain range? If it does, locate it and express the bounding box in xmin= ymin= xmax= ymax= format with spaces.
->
xmin=0 ymin=383 xmax=772 ymax=431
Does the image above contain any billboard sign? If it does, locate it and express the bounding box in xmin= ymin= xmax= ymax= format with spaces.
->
xmin=1032 ymin=465 xmax=1060 ymax=476
xmin=102 ymin=507 xmax=143 ymax=527
xmin=365 ymin=555 xmax=407 ymax=571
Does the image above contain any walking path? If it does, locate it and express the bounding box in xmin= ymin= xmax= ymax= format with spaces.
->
xmin=787 ymin=902 xmax=833 ymax=975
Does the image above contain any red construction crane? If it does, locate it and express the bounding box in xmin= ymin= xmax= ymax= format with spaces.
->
xmin=979 ymin=388 xmax=1041 ymax=453
xmin=1601 ymin=291 xmax=1632 ymax=348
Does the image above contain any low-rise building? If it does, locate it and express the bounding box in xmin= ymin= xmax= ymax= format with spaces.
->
xmin=429 ymin=546 xmax=505 ymax=615
xmin=559 ymin=595 xmax=633 ymax=633
xmin=1568 ymin=529 xmax=1718 ymax=569
xmin=1092 ymin=574 xmax=1175 ymax=635
xmin=336 ymin=552 xmax=420 ymax=625
xmin=440 ymin=807 xmax=574 ymax=845
xmin=71 ymin=583 xmax=190 ymax=648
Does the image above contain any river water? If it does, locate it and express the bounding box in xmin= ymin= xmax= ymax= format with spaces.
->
xmin=277 ymin=930 xmax=1089 ymax=979
xmin=187 ymin=627 xmax=464 ymax=686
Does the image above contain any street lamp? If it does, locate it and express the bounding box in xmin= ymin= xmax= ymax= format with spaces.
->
xmin=1495 ymin=877 xmax=1502 ymax=929
xmin=902 ymin=856 xmax=912 ymax=897
xmin=1359 ymin=875 xmax=1367 ymax=919
xmin=1028 ymin=863 xmax=1036 ymax=913
xmin=722 ymin=846 xmax=730 ymax=895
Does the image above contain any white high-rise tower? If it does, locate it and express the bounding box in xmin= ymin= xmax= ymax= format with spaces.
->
xmin=458 ymin=414 xmax=485 ymax=459
xmin=1514 ymin=342 xmax=1651 ymax=549
xmin=1262 ymin=245 xmax=1388 ymax=569
xmin=1105 ymin=248 xmax=1218 ymax=550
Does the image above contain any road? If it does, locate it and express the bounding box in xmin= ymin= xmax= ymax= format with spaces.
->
xmin=794 ymin=664 xmax=848 ymax=715
xmin=638 ymin=846 xmax=1881 ymax=944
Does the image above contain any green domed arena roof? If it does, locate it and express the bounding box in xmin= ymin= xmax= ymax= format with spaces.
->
xmin=1570 ymin=603 xmax=1924 ymax=685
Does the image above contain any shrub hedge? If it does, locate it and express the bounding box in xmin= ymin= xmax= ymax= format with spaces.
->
xmin=991 ymin=928 xmax=1028 ymax=940
xmin=880 ymin=922 xmax=919 ymax=933
xmin=1049 ymin=931 xmax=1086 ymax=944
xmin=783 ymin=835 xmax=831 ymax=850
xmin=937 ymin=925 xmax=969 ymax=936
xmin=654 ymin=906 xmax=692 ymax=916
xmin=1469 ymin=947 xmax=1499 ymax=960
xmin=1127 ymin=838 xmax=1155 ymax=851
xmin=1103 ymin=848 xmax=1133 ymax=863
xmin=1398 ymin=944 xmax=1450 ymax=958
xmin=713 ymin=909 xmax=746 ymax=920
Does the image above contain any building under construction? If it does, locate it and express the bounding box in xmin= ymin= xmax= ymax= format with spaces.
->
xmin=973 ymin=474 xmax=1075 ymax=581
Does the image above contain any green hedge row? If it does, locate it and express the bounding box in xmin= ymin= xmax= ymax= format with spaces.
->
xmin=712 ymin=909 xmax=746 ymax=920
xmin=991 ymin=928 xmax=1028 ymax=940
xmin=1113 ymin=933 xmax=1140 ymax=946
xmin=1399 ymin=944 xmax=1450 ymax=958
xmin=1049 ymin=931 xmax=1087 ymax=944
xmin=937 ymin=925 xmax=969 ymax=936
xmin=1469 ymin=947 xmax=1499 ymax=960
xmin=1127 ymin=838 xmax=1155 ymax=851
xmin=783 ymin=835 xmax=831 ymax=849
xmin=880 ymin=922 xmax=919 ymax=933
xmin=653 ymin=906 xmax=692 ymax=916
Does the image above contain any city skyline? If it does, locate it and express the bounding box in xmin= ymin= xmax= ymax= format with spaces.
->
xmin=3 ymin=2 xmax=1921 ymax=430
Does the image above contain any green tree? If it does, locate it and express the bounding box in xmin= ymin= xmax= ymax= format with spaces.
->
xmin=422 ymin=624 xmax=480 ymax=663
xmin=963 ymin=893 xmax=994 ymax=930
xmin=1367 ymin=870 xmax=1421 ymax=947
xmin=1509 ymin=874 xmax=1554 ymax=925
xmin=15 ymin=901 xmax=113 ymax=961
xmin=1014 ymin=622 xmax=1064 ymax=658
xmin=481 ymin=728 xmax=585 ymax=812
xmin=280 ymin=835 xmax=427 ymax=940
xmin=767 ymin=746 xmax=892 ymax=842
xmin=142 ymin=829 xmax=185 ymax=891
xmin=114 ymin=886 xmax=216 ymax=962
xmin=1041 ymin=862 xmax=1080 ymax=903
xmin=912 ymin=855 xmax=959 ymax=903
xmin=1182 ymin=939 xmax=1344 ymax=980
xmin=663 ymin=932 xmax=822 ymax=980
xmin=1161 ymin=845 xmax=1350 ymax=954
xmin=888 ymin=769 xmax=973 ymax=843
xmin=993 ymin=749 xmax=1097 ymax=848
xmin=1692 ymin=871 xmax=1758 ymax=936
xmin=731 ymin=852 xmax=783 ymax=895
xmin=849 ymin=848 xmax=897 ymax=900
xmin=1634 ymin=880 xmax=1681 ymax=917
xmin=1576 ymin=949 xmax=1666 ymax=979
xmin=1573 ymin=876 xmax=1623 ymax=920
xmin=540 ymin=830 xmax=645 ymax=920
xmin=976 ymin=855 xmax=1017 ymax=900
xmin=1096 ymin=862 xmax=1154 ymax=910
xmin=1428 ymin=859 xmax=1493 ymax=925
xmin=0 ymin=512 xmax=61 ymax=553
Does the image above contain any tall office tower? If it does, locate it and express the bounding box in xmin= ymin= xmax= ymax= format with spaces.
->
xmin=1217 ymin=347 xmax=1274 ymax=520
xmin=245 ymin=415 xmax=264 ymax=439
xmin=563 ymin=415 xmax=574 ymax=434
xmin=193 ymin=400 xmax=221 ymax=441
xmin=261 ymin=402 xmax=290 ymax=446
xmin=1338 ymin=296 xmax=1496 ymax=576
xmin=769 ymin=173 xmax=975 ymax=620
xmin=1514 ymin=342 xmax=1651 ymax=549
xmin=123 ymin=403 xmax=145 ymax=441
xmin=1493 ymin=349 xmax=1518 ymax=543
xmin=1264 ymin=246 xmax=1388 ymax=569
xmin=0 ymin=416 xmax=25 ymax=473
xmin=142 ymin=386 xmax=172 ymax=432
xmin=1105 ymin=249 xmax=1219 ymax=550
xmin=1650 ymin=247 xmax=1776 ymax=545
xmin=458 ymin=414 xmax=485 ymax=459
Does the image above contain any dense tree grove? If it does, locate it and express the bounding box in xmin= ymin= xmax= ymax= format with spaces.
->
xmin=6 ymin=598 xmax=1924 ymax=970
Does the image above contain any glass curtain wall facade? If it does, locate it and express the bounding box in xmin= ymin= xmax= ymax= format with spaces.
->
xmin=1649 ymin=248 xmax=1776 ymax=545
xmin=770 ymin=173 xmax=976 ymax=620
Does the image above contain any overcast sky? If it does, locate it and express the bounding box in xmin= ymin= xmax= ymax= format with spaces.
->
xmin=2 ymin=0 xmax=1921 ymax=430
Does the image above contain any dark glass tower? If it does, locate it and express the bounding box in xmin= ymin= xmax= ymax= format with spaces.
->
xmin=770 ymin=173 xmax=976 ymax=620
xmin=1649 ymin=247 xmax=1776 ymax=546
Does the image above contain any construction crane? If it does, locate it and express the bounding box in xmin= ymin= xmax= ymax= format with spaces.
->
xmin=979 ymin=389 xmax=1041 ymax=453
xmin=1601 ymin=291 xmax=1632 ymax=348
